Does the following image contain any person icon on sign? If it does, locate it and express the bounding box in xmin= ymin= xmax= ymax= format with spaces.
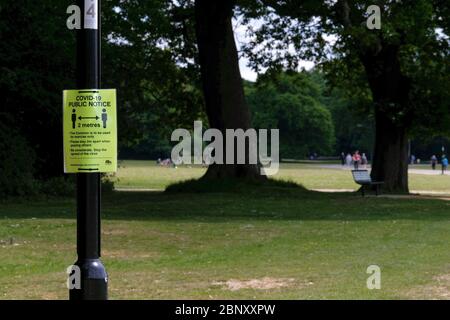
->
xmin=101 ymin=109 xmax=108 ymax=128
xmin=72 ymin=109 xmax=77 ymax=129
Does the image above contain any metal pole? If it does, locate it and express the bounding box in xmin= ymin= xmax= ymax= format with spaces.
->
xmin=70 ymin=0 xmax=108 ymax=300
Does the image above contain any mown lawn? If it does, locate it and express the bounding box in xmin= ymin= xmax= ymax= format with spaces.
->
xmin=114 ymin=160 xmax=450 ymax=193
xmin=1 ymin=161 xmax=450 ymax=299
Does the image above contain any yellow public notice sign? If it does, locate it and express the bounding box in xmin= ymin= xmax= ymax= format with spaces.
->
xmin=63 ymin=89 xmax=117 ymax=173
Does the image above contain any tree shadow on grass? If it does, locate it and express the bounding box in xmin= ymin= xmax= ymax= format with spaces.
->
xmin=1 ymin=179 xmax=449 ymax=222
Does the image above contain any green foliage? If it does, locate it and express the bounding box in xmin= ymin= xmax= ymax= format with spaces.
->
xmin=102 ymin=0 xmax=205 ymax=148
xmin=101 ymin=174 xmax=116 ymax=194
xmin=241 ymin=0 xmax=450 ymax=135
xmin=324 ymin=88 xmax=374 ymax=156
xmin=0 ymin=120 xmax=78 ymax=198
xmin=0 ymin=1 xmax=75 ymax=179
xmin=0 ymin=0 xmax=206 ymax=195
xmin=119 ymin=134 xmax=173 ymax=160
xmin=315 ymin=71 xmax=375 ymax=155
xmin=246 ymin=70 xmax=335 ymax=158
xmin=38 ymin=177 xmax=76 ymax=198
xmin=0 ymin=122 xmax=36 ymax=198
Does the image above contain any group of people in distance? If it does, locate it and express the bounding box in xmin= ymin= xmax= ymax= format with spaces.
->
xmin=430 ymin=154 xmax=448 ymax=174
xmin=156 ymin=158 xmax=176 ymax=168
xmin=412 ymin=154 xmax=448 ymax=174
xmin=340 ymin=151 xmax=367 ymax=169
xmin=340 ymin=151 xmax=449 ymax=174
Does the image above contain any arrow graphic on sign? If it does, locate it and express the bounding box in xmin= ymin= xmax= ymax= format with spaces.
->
xmin=78 ymin=116 xmax=99 ymax=120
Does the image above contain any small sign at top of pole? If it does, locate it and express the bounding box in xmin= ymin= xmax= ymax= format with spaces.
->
xmin=84 ymin=0 xmax=98 ymax=29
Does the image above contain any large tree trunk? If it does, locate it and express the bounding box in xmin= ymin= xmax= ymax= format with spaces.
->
xmin=371 ymin=110 xmax=409 ymax=192
xmin=360 ymin=45 xmax=411 ymax=193
xmin=194 ymin=0 xmax=263 ymax=180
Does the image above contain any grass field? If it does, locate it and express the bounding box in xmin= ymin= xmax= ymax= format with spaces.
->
xmin=115 ymin=160 xmax=450 ymax=193
xmin=1 ymin=160 xmax=450 ymax=299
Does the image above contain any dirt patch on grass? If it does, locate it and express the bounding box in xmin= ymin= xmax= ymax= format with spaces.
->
xmin=407 ymin=274 xmax=450 ymax=299
xmin=212 ymin=277 xmax=301 ymax=291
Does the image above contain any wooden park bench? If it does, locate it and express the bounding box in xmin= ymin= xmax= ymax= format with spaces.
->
xmin=351 ymin=170 xmax=384 ymax=197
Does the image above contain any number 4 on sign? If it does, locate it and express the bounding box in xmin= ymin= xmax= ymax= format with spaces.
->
xmin=84 ymin=0 xmax=98 ymax=29
xmin=86 ymin=3 xmax=96 ymax=18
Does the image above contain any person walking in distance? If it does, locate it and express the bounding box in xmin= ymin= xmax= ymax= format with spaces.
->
xmin=345 ymin=153 xmax=352 ymax=166
xmin=361 ymin=153 xmax=368 ymax=169
xmin=352 ymin=150 xmax=361 ymax=169
xmin=340 ymin=152 xmax=345 ymax=166
xmin=442 ymin=155 xmax=448 ymax=175
xmin=431 ymin=155 xmax=437 ymax=170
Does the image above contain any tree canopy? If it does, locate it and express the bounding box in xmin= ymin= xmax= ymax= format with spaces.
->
xmin=240 ymin=0 xmax=450 ymax=191
xmin=246 ymin=70 xmax=335 ymax=158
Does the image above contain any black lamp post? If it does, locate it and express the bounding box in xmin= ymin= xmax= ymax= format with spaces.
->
xmin=69 ymin=0 xmax=108 ymax=300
